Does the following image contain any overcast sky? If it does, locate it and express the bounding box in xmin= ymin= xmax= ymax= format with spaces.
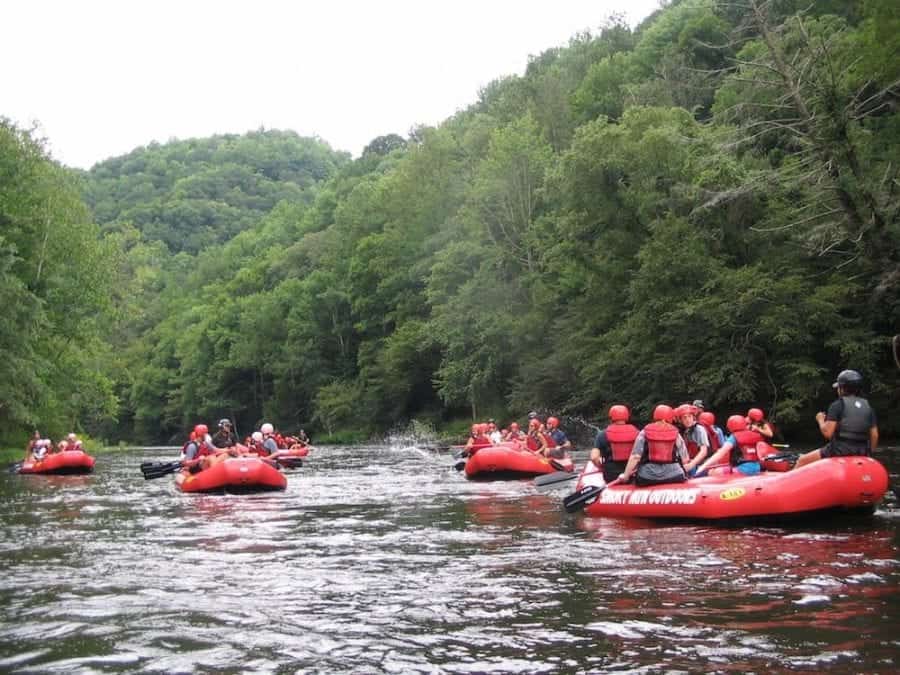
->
xmin=4 ymin=0 xmax=662 ymax=169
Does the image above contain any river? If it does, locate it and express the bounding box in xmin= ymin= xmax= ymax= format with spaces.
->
xmin=0 ymin=444 xmax=897 ymax=673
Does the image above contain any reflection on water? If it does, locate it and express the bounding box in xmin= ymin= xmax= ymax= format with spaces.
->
xmin=0 ymin=445 xmax=897 ymax=672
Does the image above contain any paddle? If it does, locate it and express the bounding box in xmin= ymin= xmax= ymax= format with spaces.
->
xmin=141 ymin=460 xmax=185 ymax=480
xmin=534 ymin=470 xmax=578 ymax=487
xmin=763 ymin=452 xmax=799 ymax=463
xmin=563 ymin=483 xmax=610 ymax=513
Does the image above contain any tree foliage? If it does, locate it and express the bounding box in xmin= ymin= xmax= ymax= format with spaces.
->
xmin=5 ymin=0 xmax=898 ymax=445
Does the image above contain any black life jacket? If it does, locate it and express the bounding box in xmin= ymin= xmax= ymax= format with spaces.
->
xmin=835 ymin=396 xmax=873 ymax=447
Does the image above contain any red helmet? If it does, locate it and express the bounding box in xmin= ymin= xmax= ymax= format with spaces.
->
xmin=528 ymin=418 xmax=541 ymax=429
xmin=698 ymin=411 xmax=716 ymax=426
xmin=726 ymin=414 xmax=747 ymax=433
xmin=608 ymin=405 xmax=630 ymax=422
xmin=478 ymin=423 xmax=489 ymax=434
xmin=547 ymin=416 xmax=559 ymax=429
xmin=747 ymin=408 xmax=764 ymax=422
xmin=509 ymin=422 xmax=520 ymax=431
xmin=193 ymin=424 xmax=208 ymax=436
xmin=653 ymin=405 xmax=674 ymax=422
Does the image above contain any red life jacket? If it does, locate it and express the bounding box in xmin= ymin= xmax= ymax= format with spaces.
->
xmin=542 ymin=432 xmax=556 ymax=448
xmin=644 ymin=422 xmax=679 ymax=463
xmin=525 ymin=432 xmax=542 ymax=452
xmin=732 ymin=429 xmax=764 ymax=462
xmin=248 ymin=440 xmax=266 ymax=456
xmin=469 ymin=437 xmax=492 ymax=452
xmin=700 ymin=423 xmax=720 ymax=452
xmin=606 ymin=424 xmax=639 ymax=462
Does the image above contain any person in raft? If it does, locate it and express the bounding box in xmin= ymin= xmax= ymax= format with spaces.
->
xmin=674 ymin=404 xmax=709 ymax=476
xmin=259 ymin=423 xmax=281 ymax=456
xmin=590 ymin=404 xmax=640 ymax=483
xmin=24 ymin=430 xmax=41 ymax=460
xmin=58 ymin=433 xmax=83 ymax=452
xmin=486 ymin=419 xmax=503 ymax=445
xmin=525 ymin=418 xmax=550 ymax=455
xmin=544 ymin=417 xmax=571 ymax=458
xmin=465 ymin=423 xmax=492 ymax=454
xmin=699 ymin=411 xmax=726 ymax=446
xmin=615 ymin=404 xmax=690 ymax=486
xmin=746 ymin=408 xmax=775 ymax=441
xmin=247 ymin=431 xmax=267 ymax=456
xmin=30 ymin=439 xmax=51 ymax=461
xmin=211 ymin=418 xmax=239 ymax=448
xmin=695 ymin=414 xmax=766 ymax=476
xmin=795 ymin=369 xmax=879 ymax=469
xmin=503 ymin=421 xmax=526 ymax=442
xmin=183 ymin=424 xmax=211 ymax=458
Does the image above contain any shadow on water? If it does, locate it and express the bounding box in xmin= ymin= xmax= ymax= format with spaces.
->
xmin=0 ymin=444 xmax=896 ymax=673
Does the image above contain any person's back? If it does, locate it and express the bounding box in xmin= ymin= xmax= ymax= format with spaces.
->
xmin=617 ymin=405 xmax=688 ymax=487
xmin=796 ymin=370 xmax=878 ymax=468
xmin=590 ymin=405 xmax=640 ymax=483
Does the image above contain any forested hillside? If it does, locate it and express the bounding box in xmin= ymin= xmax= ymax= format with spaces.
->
xmin=3 ymin=0 xmax=898 ymax=446
xmin=84 ymin=130 xmax=350 ymax=253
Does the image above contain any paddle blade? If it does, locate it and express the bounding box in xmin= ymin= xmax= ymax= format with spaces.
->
xmin=764 ymin=452 xmax=799 ymax=463
xmin=534 ymin=471 xmax=578 ymax=487
xmin=563 ymin=485 xmax=605 ymax=513
xmin=140 ymin=461 xmax=183 ymax=480
xmin=453 ymin=459 xmax=466 ymax=472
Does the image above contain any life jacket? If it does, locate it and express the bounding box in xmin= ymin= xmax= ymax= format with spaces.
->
xmin=605 ymin=424 xmax=639 ymax=462
xmin=700 ymin=423 xmax=720 ymax=453
xmin=248 ymin=440 xmax=267 ymax=456
xmin=469 ymin=436 xmax=492 ymax=452
xmin=275 ymin=433 xmax=288 ymax=449
xmin=543 ymin=432 xmax=557 ymax=448
xmin=731 ymin=429 xmax=764 ymax=463
xmin=835 ymin=396 xmax=872 ymax=447
xmin=643 ymin=422 xmax=679 ymax=463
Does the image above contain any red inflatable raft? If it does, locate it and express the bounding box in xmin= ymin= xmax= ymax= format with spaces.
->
xmin=19 ymin=451 xmax=95 ymax=475
xmin=465 ymin=441 xmax=574 ymax=480
xmin=174 ymin=456 xmax=287 ymax=493
xmin=572 ymin=456 xmax=888 ymax=521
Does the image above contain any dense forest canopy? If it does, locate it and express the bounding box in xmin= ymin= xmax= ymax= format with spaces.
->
xmin=2 ymin=0 xmax=898 ymax=446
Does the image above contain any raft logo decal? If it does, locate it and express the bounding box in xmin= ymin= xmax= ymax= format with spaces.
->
xmin=719 ymin=487 xmax=745 ymax=501
xmin=599 ymin=488 xmax=699 ymax=505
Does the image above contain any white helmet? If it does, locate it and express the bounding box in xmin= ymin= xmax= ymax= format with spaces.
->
xmin=260 ymin=423 xmax=274 ymax=435
xmin=67 ymin=433 xmax=77 ymax=442
xmin=252 ymin=431 xmax=263 ymax=442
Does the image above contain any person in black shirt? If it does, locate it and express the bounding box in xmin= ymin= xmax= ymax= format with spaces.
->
xmin=211 ymin=418 xmax=239 ymax=448
xmin=795 ymin=369 xmax=878 ymax=468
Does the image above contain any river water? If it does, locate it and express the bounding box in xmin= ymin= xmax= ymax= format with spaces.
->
xmin=0 ymin=444 xmax=897 ymax=673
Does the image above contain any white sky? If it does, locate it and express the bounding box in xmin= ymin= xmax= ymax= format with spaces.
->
xmin=4 ymin=0 xmax=662 ymax=169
